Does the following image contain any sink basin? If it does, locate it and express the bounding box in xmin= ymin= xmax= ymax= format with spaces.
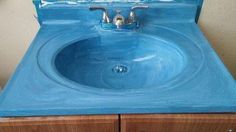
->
xmin=54 ymin=33 xmax=186 ymax=90
xmin=37 ymin=27 xmax=203 ymax=92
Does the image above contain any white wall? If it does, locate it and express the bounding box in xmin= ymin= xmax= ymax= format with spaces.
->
xmin=0 ymin=0 xmax=39 ymax=87
xmin=0 ymin=0 xmax=235 ymax=88
xmin=199 ymin=0 xmax=236 ymax=79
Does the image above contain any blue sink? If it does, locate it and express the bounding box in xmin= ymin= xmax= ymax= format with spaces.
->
xmin=54 ymin=33 xmax=186 ymax=90
xmin=0 ymin=1 xmax=235 ymax=117
xmin=38 ymin=27 xmax=203 ymax=92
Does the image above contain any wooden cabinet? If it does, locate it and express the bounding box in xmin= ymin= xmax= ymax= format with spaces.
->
xmin=1 ymin=114 xmax=236 ymax=132
xmin=121 ymin=114 xmax=236 ymax=132
xmin=0 ymin=115 xmax=119 ymax=132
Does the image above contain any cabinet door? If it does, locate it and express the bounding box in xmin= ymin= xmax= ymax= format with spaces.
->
xmin=0 ymin=115 xmax=119 ymax=132
xmin=121 ymin=114 xmax=236 ymax=132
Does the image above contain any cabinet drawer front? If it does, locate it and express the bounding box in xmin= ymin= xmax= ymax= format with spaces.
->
xmin=0 ymin=115 xmax=119 ymax=132
xmin=121 ymin=114 xmax=236 ymax=132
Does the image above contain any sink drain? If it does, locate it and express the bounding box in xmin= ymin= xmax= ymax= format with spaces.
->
xmin=112 ymin=65 xmax=128 ymax=74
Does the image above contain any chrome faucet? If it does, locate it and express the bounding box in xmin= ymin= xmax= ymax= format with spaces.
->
xmin=128 ymin=5 xmax=149 ymax=24
xmin=89 ymin=5 xmax=148 ymax=29
xmin=89 ymin=6 xmax=111 ymax=23
xmin=113 ymin=10 xmax=125 ymax=28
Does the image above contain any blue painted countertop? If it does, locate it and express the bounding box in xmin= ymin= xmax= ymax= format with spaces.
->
xmin=0 ymin=3 xmax=235 ymax=117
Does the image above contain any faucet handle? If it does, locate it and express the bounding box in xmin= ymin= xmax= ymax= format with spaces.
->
xmin=128 ymin=5 xmax=149 ymax=23
xmin=89 ymin=6 xmax=111 ymax=23
xmin=131 ymin=5 xmax=149 ymax=11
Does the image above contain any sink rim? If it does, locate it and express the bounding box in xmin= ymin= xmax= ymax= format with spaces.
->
xmin=37 ymin=26 xmax=205 ymax=94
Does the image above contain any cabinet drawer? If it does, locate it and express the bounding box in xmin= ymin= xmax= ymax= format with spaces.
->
xmin=121 ymin=114 xmax=236 ymax=132
xmin=0 ymin=115 xmax=119 ymax=132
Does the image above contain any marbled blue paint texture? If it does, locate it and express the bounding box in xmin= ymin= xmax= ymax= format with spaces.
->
xmin=0 ymin=0 xmax=235 ymax=117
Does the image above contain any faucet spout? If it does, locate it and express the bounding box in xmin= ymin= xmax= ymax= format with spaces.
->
xmin=113 ymin=10 xmax=125 ymax=28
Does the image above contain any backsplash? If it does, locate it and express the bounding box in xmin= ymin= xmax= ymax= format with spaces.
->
xmin=41 ymin=0 xmax=178 ymax=3
xmin=39 ymin=0 xmax=203 ymax=4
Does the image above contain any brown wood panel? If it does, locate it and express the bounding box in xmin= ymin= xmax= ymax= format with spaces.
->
xmin=0 ymin=115 xmax=119 ymax=132
xmin=121 ymin=114 xmax=236 ymax=132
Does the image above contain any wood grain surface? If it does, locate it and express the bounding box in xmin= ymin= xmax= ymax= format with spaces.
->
xmin=0 ymin=115 xmax=119 ymax=132
xmin=1 ymin=114 xmax=236 ymax=132
xmin=121 ymin=114 xmax=236 ymax=132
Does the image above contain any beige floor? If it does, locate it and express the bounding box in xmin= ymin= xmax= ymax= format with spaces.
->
xmin=0 ymin=0 xmax=235 ymax=88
